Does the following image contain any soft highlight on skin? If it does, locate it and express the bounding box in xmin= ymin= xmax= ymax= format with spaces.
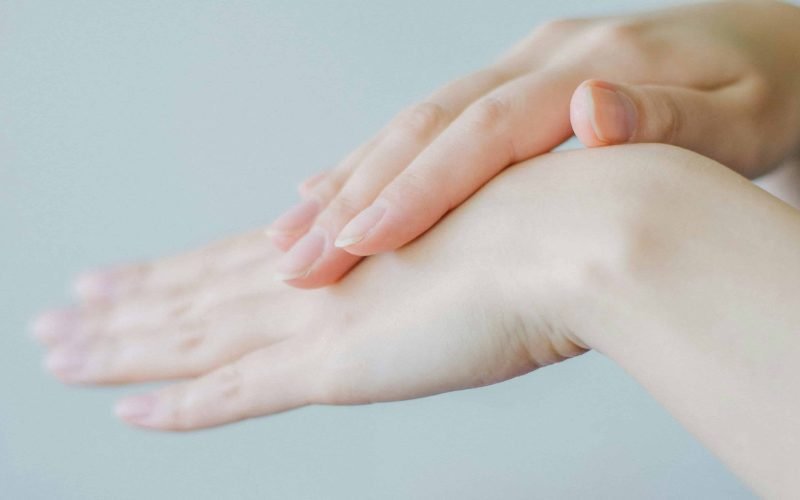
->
xmin=265 ymin=1 xmax=800 ymax=288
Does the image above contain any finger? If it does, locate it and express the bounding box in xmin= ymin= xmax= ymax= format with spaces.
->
xmin=30 ymin=308 xmax=81 ymax=346
xmin=113 ymin=337 xmax=321 ymax=430
xmin=74 ymin=228 xmax=279 ymax=303
xmin=297 ymin=170 xmax=329 ymax=198
xmin=335 ymin=69 xmax=579 ymax=256
xmin=271 ymin=104 xmax=452 ymax=286
xmin=273 ymin=67 xmax=520 ymax=287
xmin=62 ymin=258 xmax=280 ymax=345
xmin=265 ymin=136 xmax=384 ymax=251
xmin=263 ymin=198 xmax=321 ymax=252
xmin=272 ymin=17 xmax=569 ymax=249
xmin=44 ymin=293 xmax=287 ymax=385
xmin=570 ymin=78 xmax=773 ymax=176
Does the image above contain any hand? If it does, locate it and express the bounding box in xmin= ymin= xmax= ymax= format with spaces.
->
xmin=32 ymin=144 xmax=688 ymax=431
xmin=266 ymin=0 xmax=800 ymax=288
xmin=34 ymin=144 xmax=800 ymax=495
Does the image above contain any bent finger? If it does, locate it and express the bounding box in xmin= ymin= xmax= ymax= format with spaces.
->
xmin=570 ymin=78 xmax=776 ymax=176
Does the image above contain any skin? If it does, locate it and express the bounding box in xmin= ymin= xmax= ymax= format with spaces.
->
xmin=33 ymin=144 xmax=800 ymax=497
xmin=265 ymin=0 xmax=800 ymax=288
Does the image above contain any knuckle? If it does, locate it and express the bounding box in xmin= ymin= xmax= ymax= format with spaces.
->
xmin=214 ymin=364 xmax=245 ymax=402
xmin=298 ymin=170 xmax=328 ymax=195
xmin=308 ymin=171 xmax=346 ymax=204
xmin=319 ymin=192 xmax=367 ymax=226
xmin=167 ymin=297 xmax=200 ymax=323
xmin=741 ymin=74 xmax=772 ymax=116
xmin=336 ymin=141 xmax=372 ymax=172
xmin=533 ymin=17 xmax=584 ymax=38
xmin=500 ymin=18 xmax=585 ymax=67
xmin=587 ymin=21 xmax=646 ymax=52
xmin=176 ymin=332 xmax=205 ymax=354
xmin=661 ymin=95 xmax=684 ymax=144
xmin=393 ymin=102 xmax=447 ymax=139
xmin=464 ymin=95 xmax=511 ymax=133
xmin=167 ymin=363 xmax=246 ymax=430
xmin=449 ymin=67 xmax=510 ymax=95
xmin=386 ymin=169 xmax=444 ymax=211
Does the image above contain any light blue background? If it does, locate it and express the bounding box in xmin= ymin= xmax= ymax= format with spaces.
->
xmin=3 ymin=1 xmax=779 ymax=498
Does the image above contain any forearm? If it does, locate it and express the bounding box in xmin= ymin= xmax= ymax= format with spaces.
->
xmin=570 ymin=149 xmax=800 ymax=497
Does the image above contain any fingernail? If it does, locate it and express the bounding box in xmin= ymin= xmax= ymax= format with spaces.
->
xmin=74 ymin=269 xmax=118 ymax=302
xmin=587 ymin=83 xmax=636 ymax=144
xmin=266 ymin=198 xmax=320 ymax=238
xmin=30 ymin=308 xmax=79 ymax=344
xmin=274 ymin=228 xmax=326 ymax=281
xmin=115 ymin=394 xmax=157 ymax=423
xmin=334 ymin=204 xmax=386 ymax=248
xmin=45 ymin=346 xmax=87 ymax=379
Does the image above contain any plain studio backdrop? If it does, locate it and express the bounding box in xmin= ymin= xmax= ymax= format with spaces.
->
xmin=5 ymin=1 xmax=797 ymax=499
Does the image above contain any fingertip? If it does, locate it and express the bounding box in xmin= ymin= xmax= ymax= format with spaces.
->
xmin=340 ymin=235 xmax=386 ymax=257
xmin=73 ymin=267 xmax=121 ymax=302
xmin=571 ymin=80 xmax=605 ymax=147
xmin=44 ymin=345 xmax=88 ymax=383
xmin=277 ymin=246 xmax=364 ymax=288
xmin=333 ymin=204 xmax=386 ymax=250
xmin=332 ymin=202 xmax=414 ymax=256
xmin=338 ymin=192 xmax=449 ymax=256
xmin=30 ymin=307 xmax=79 ymax=345
xmin=573 ymin=79 xmax=637 ymax=146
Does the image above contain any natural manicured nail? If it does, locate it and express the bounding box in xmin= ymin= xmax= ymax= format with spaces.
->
xmin=115 ymin=394 xmax=157 ymax=424
xmin=334 ymin=204 xmax=386 ymax=248
xmin=266 ymin=198 xmax=320 ymax=238
xmin=274 ymin=228 xmax=326 ymax=281
xmin=587 ymin=83 xmax=637 ymax=144
xmin=45 ymin=346 xmax=87 ymax=379
xmin=31 ymin=308 xmax=79 ymax=344
xmin=74 ymin=269 xmax=118 ymax=301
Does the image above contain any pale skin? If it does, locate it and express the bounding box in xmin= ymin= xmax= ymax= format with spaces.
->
xmin=29 ymin=0 xmax=800 ymax=497
xmin=265 ymin=0 xmax=800 ymax=288
xmin=33 ymin=145 xmax=800 ymax=497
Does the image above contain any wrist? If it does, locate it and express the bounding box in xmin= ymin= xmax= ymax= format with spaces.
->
xmin=476 ymin=144 xmax=696 ymax=354
xmin=525 ymin=144 xmax=736 ymax=354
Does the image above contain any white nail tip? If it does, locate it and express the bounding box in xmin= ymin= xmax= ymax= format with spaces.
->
xmin=273 ymin=269 xmax=311 ymax=282
xmin=333 ymin=234 xmax=365 ymax=248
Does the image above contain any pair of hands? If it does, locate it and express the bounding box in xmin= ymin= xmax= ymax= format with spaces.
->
xmin=33 ymin=1 xmax=800 ymax=431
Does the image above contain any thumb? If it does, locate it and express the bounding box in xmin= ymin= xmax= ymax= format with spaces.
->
xmin=570 ymin=79 xmax=769 ymax=176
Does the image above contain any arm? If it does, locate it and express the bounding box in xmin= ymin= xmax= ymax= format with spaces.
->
xmin=34 ymin=144 xmax=800 ymax=495
xmin=572 ymin=147 xmax=800 ymax=499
